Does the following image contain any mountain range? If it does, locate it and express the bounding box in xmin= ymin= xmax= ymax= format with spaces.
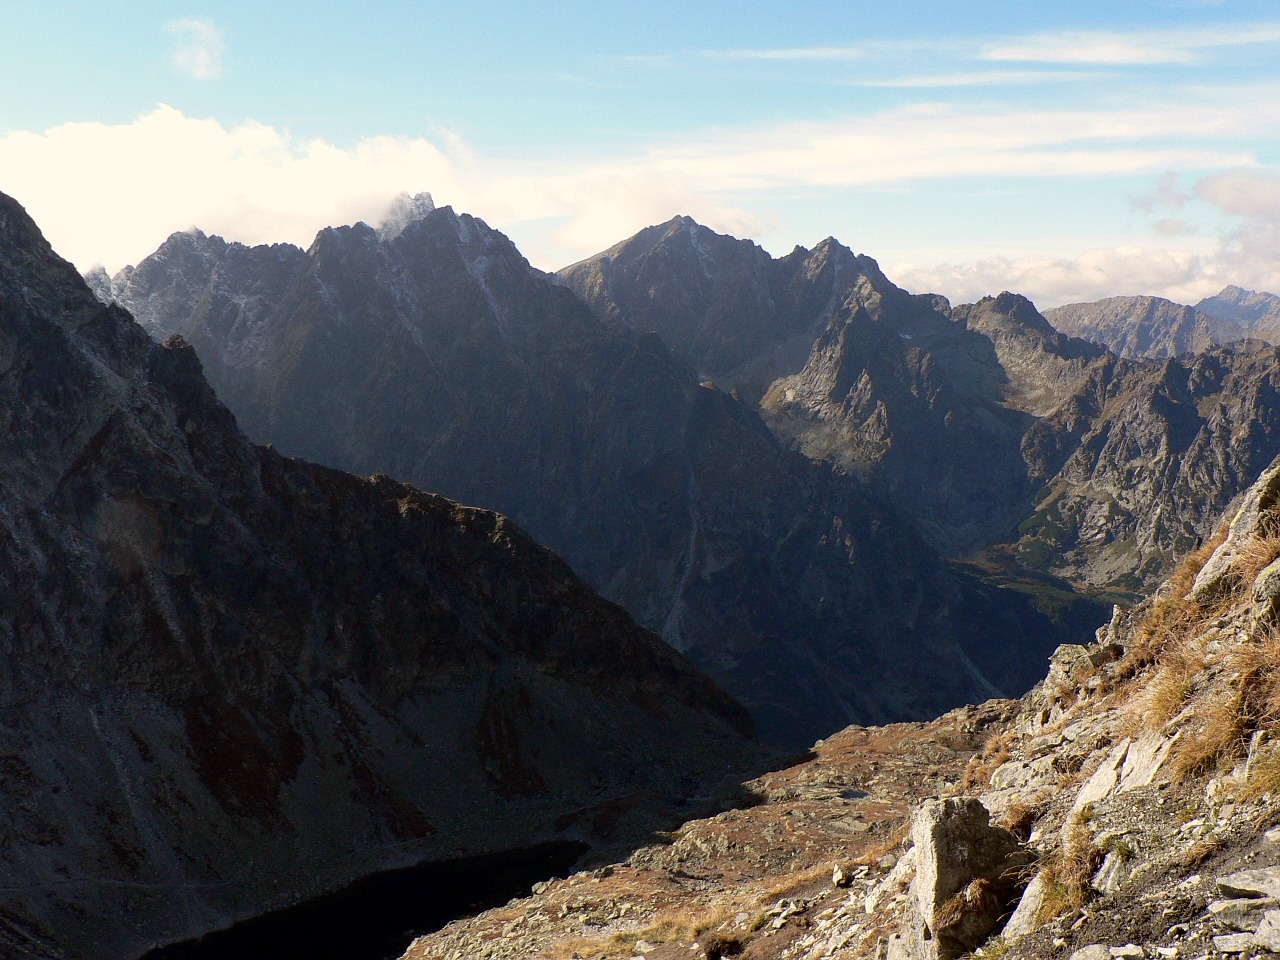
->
xmin=92 ymin=202 xmax=1116 ymax=747
xmin=1045 ymin=286 xmax=1280 ymax=360
xmin=0 ymin=190 xmax=760 ymax=960
xmin=7 ymin=182 xmax=1280 ymax=960
xmin=561 ymin=218 xmax=1280 ymax=592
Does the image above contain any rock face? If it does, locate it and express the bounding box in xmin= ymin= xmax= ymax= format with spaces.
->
xmin=96 ymin=206 xmax=1098 ymax=747
xmin=559 ymin=216 xmax=880 ymax=404
xmin=762 ymin=288 xmax=1099 ymax=554
xmin=564 ymin=218 xmax=1280 ymax=595
xmin=888 ymin=798 xmax=1030 ymax=960
xmin=1016 ymin=343 xmax=1280 ymax=588
xmin=1045 ymin=295 xmax=1239 ymax=359
xmin=770 ymin=285 xmax=1280 ymax=590
xmin=0 ymin=190 xmax=762 ymax=960
xmin=1197 ymin=284 xmax=1280 ymax=344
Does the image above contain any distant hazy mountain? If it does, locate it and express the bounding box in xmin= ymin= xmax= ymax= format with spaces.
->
xmin=1043 ymin=295 xmax=1239 ymax=359
xmin=95 ymin=205 xmax=1102 ymax=747
xmin=1196 ymin=284 xmax=1280 ymax=344
xmin=764 ymin=283 xmax=1280 ymax=590
xmin=0 ymin=189 xmax=759 ymax=960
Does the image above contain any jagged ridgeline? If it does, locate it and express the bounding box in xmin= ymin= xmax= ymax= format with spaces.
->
xmin=98 ymin=204 xmax=1112 ymax=748
xmin=563 ymin=218 xmax=1280 ymax=591
xmin=0 ymin=191 xmax=761 ymax=960
xmin=1046 ymin=287 xmax=1280 ymax=360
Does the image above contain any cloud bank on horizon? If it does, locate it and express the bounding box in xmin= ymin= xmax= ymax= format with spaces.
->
xmin=4 ymin=6 xmax=1280 ymax=310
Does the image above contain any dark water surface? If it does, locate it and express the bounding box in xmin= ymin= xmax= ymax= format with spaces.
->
xmin=138 ymin=841 xmax=588 ymax=960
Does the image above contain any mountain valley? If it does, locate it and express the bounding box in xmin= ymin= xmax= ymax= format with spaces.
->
xmin=6 ymin=186 xmax=1280 ymax=960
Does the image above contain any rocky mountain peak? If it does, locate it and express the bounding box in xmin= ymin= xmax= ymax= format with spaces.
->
xmin=1045 ymin=294 xmax=1236 ymax=359
xmin=1196 ymin=284 xmax=1280 ymax=344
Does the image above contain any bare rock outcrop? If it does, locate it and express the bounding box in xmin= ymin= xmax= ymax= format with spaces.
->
xmin=887 ymin=798 xmax=1031 ymax=960
xmin=1045 ymin=295 xmax=1239 ymax=359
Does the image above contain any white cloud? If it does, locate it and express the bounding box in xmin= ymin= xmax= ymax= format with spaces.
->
xmin=166 ymin=18 xmax=224 ymax=80
xmin=0 ymin=107 xmax=463 ymax=270
xmin=2 ymin=100 xmax=1279 ymax=308
xmin=894 ymin=245 xmax=1223 ymax=310
xmin=894 ymin=167 xmax=1280 ymax=307
xmin=981 ymin=22 xmax=1280 ymax=65
xmin=847 ymin=70 xmax=1108 ymax=88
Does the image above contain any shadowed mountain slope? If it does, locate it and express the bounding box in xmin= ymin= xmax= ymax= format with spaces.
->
xmin=0 ymin=190 xmax=760 ymax=960
xmin=98 ymin=207 xmax=1100 ymax=747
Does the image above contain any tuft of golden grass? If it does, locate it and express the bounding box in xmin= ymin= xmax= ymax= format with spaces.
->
xmin=933 ymin=876 xmax=1000 ymax=931
xmin=996 ymin=792 xmax=1049 ymax=842
xmin=959 ymin=731 xmax=1015 ymax=792
xmin=1229 ymin=534 xmax=1280 ymax=591
xmin=1137 ymin=647 xmax=1199 ymax=727
xmin=1178 ymin=836 xmax=1225 ymax=870
xmin=1239 ymin=747 xmax=1280 ymax=801
xmin=1036 ymin=811 xmax=1100 ymax=922
xmin=1172 ymin=690 xmax=1247 ymax=779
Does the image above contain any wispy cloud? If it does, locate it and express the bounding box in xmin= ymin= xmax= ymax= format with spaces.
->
xmin=703 ymin=46 xmax=864 ymax=62
xmin=4 ymin=96 xmax=1280 ymax=305
xmin=703 ymin=21 xmax=1280 ymax=69
xmin=982 ymin=22 xmax=1280 ymax=66
xmin=1130 ymin=171 xmax=1190 ymax=214
xmin=166 ymin=18 xmax=224 ymax=80
xmin=847 ymin=69 xmax=1109 ymax=88
xmin=897 ymin=168 xmax=1280 ymax=307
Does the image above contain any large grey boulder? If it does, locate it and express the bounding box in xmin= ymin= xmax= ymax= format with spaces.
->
xmin=896 ymin=798 xmax=1032 ymax=960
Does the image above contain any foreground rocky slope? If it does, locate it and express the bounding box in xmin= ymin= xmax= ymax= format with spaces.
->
xmin=0 ymin=190 xmax=763 ymax=960
xmin=93 ymin=204 xmax=1099 ymax=747
xmin=404 ymin=457 xmax=1280 ymax=960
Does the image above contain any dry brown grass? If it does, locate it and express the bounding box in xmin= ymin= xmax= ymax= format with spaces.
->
xmin=1036 ymin=810 xmax=1100 ymax=922
xmin=542 ymin=900 xmax=743 ymax=960
xmin=959 ymin=730 xmax=1015 ymax=792
xmin=1137 ymin=646 xmax=1199 ymax=727
xmin=1115 ymin=525 xmax=1228 ymax=684
xmin=996 ymin=791 xmax=1050 ymax=842
xmin=1172 ymin=689 xmax=1248 ymax=779
xmin=1178 ymin=836 xmax=1225 ymax=870
xmin=1230 ymin=534 xmax=1280 ymax=590
xmin=1104 ymin=522 xmax=1280 ymax=789
xmin=755 ymin=861 xmax=836 ymax=901
xmin=1239 ymin=746 xmax=1280 ymax=801
xmin=933 ymin=876 xmax=1000 ymax=931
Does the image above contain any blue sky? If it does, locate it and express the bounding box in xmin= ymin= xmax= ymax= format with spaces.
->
xmin=4 ymin=1 xmax=1280 ymax=306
